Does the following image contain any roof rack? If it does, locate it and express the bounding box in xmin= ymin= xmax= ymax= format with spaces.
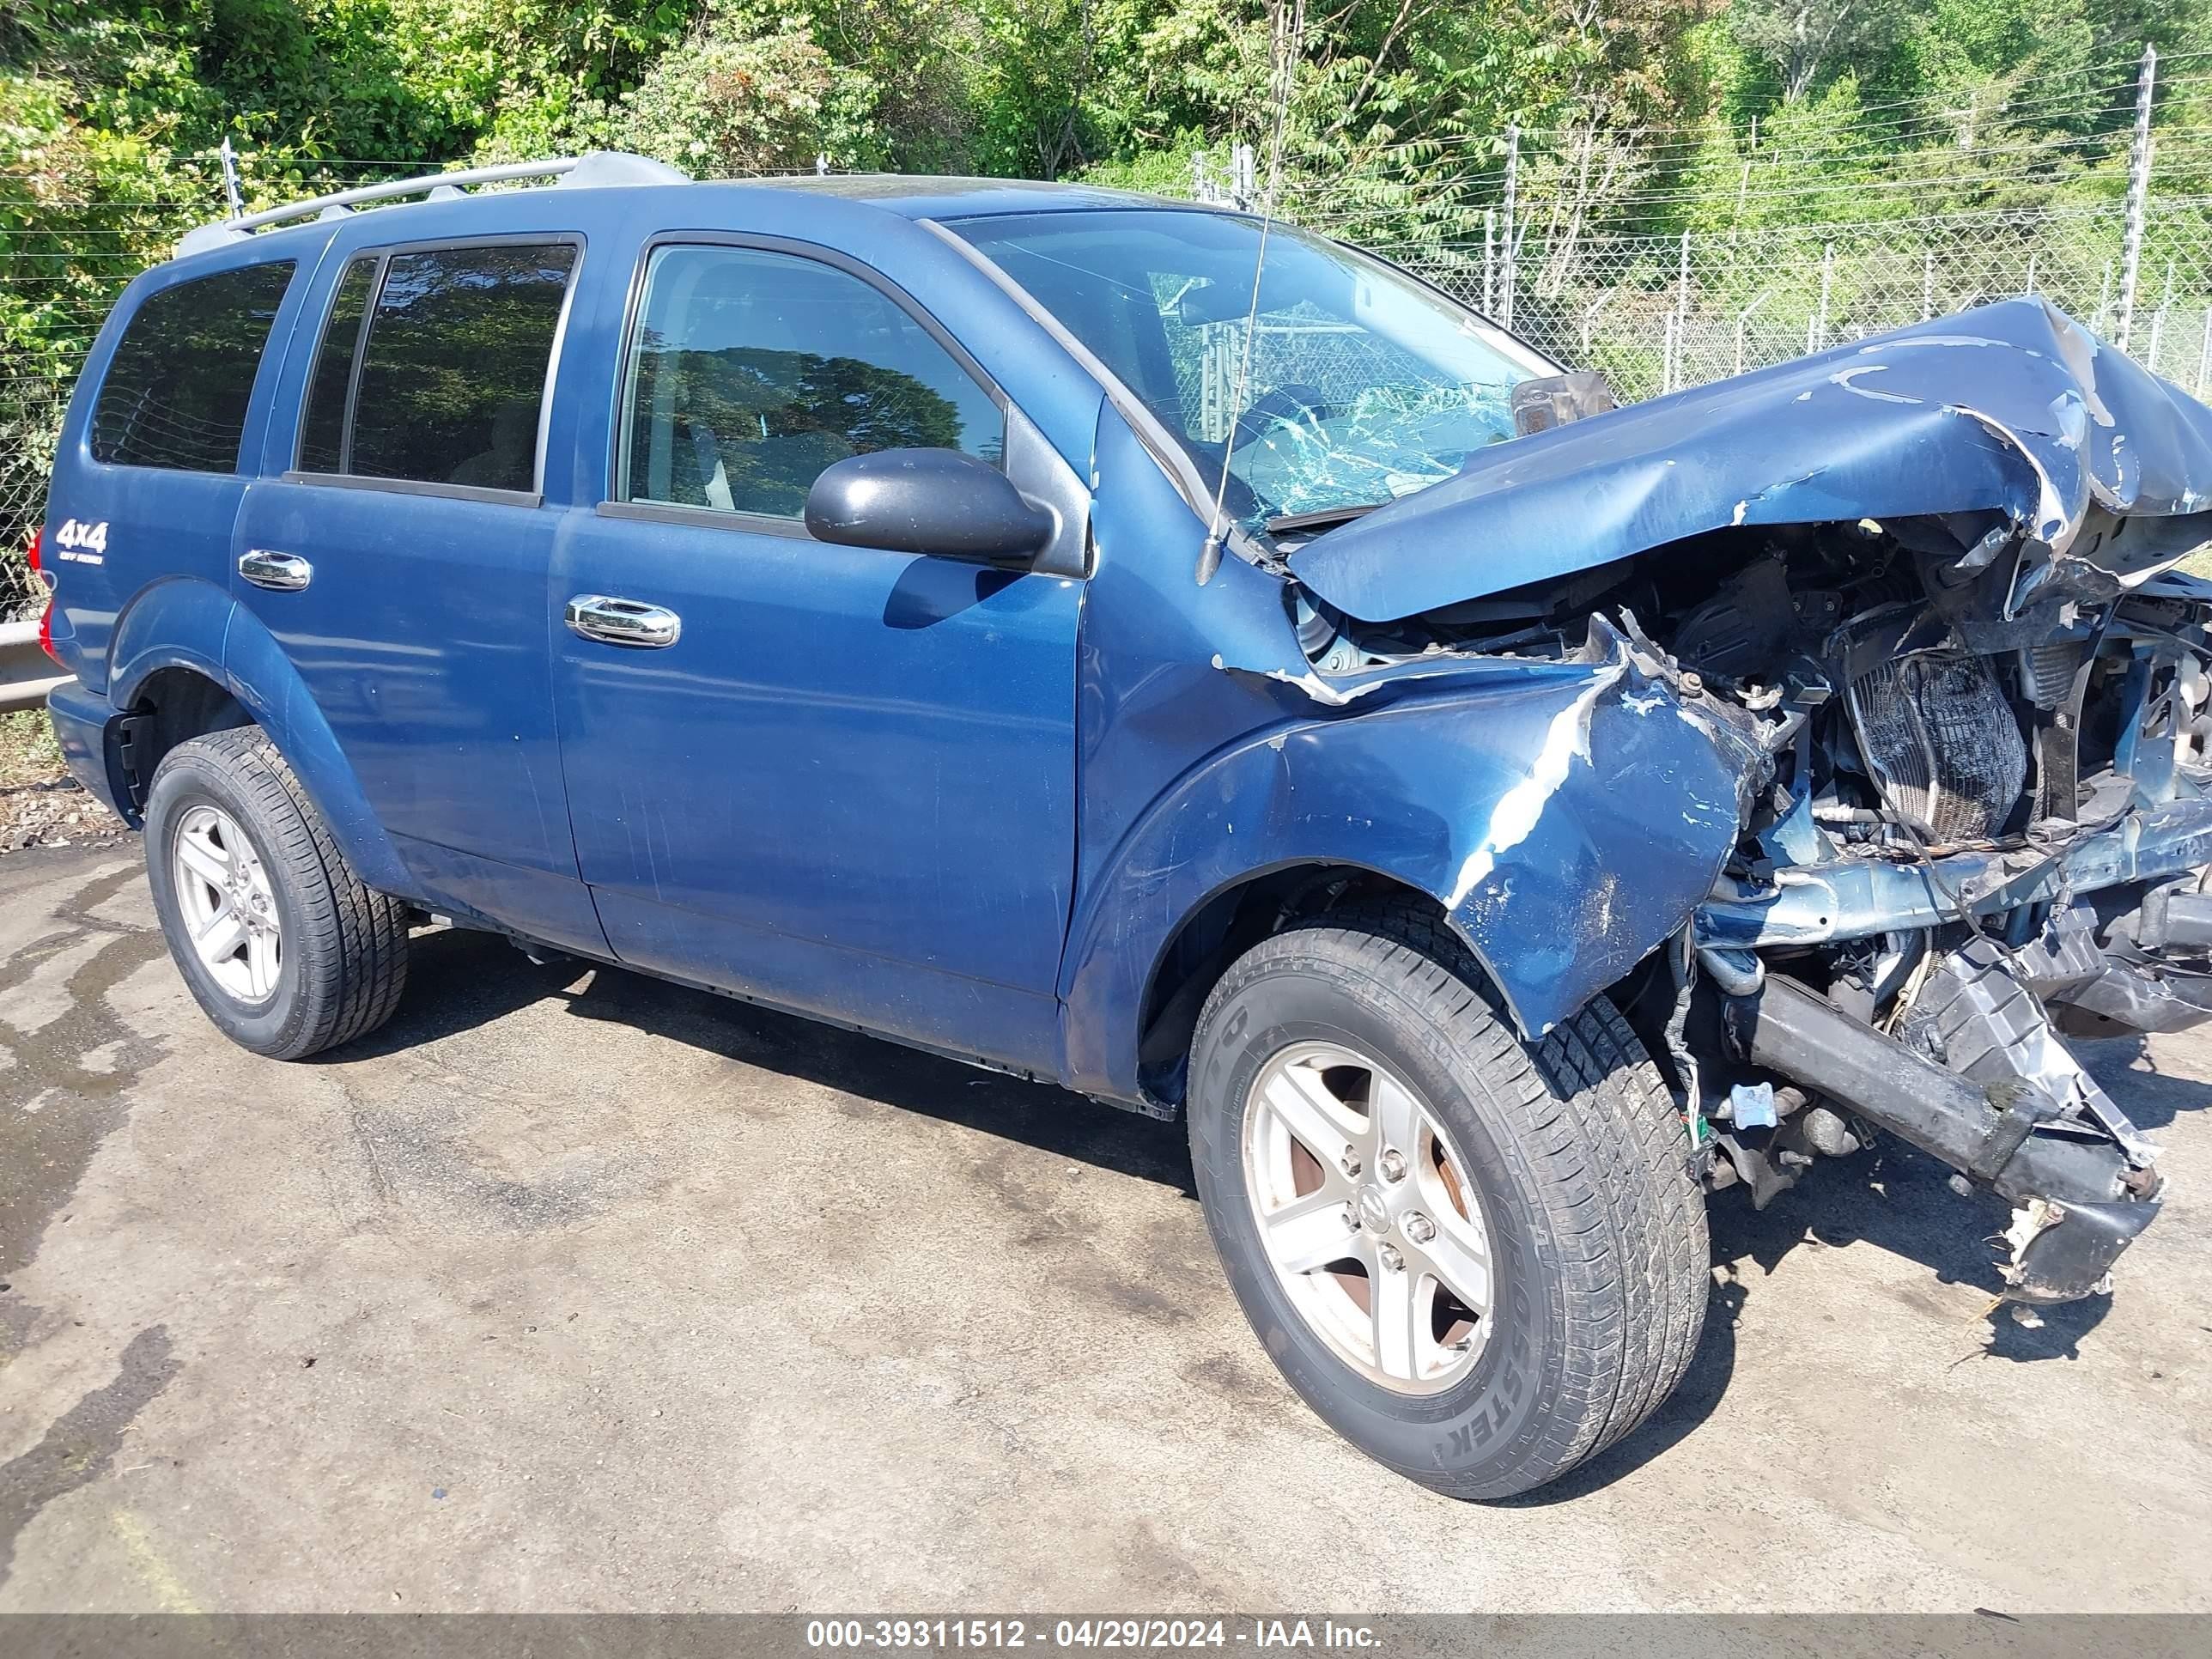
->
xmin=174 ymin=151 xmax=689 ymax=258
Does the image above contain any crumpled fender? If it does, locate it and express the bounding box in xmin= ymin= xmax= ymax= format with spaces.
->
xmin=1291 ymin=297 xmax=2212 ymax=623
xmin=1059 ymin=635 xmax=1757 ymax=1100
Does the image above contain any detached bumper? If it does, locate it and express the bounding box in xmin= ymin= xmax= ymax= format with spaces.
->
xmin=2006 ymin=1197 xmax=2161 ymax=1304
xmin=1735 ymin=975 xmax=2150 ymax=1208
xmin=1735 ymin=974 xmax=2162 ymax=1303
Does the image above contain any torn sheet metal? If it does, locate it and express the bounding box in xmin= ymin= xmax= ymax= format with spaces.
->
xmin=1191 ymin=625 xmax=1766 ymax=1037
xmin=1287 ymin=298 xmax=2212 ymax=623
xmin=1438 ymin=638 xmax=1762 ymax=1035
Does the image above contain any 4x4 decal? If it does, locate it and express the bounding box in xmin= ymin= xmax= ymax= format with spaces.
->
xmin=52 ymin=517 xmax=109 ymax=563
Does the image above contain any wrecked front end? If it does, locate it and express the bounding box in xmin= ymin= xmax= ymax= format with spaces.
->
xmin=1275 ymin=298 xmax=2212 ymax=1306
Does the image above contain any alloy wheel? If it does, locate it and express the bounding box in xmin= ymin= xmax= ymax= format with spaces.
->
xmin=171 ymin=803 xmax=283 ymax=1004
xmin=1242 ymin=1040 xmax=1494 ymax=1395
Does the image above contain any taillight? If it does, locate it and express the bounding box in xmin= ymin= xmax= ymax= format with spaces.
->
xmin=28 ymin=529 xmax=63 ymax=667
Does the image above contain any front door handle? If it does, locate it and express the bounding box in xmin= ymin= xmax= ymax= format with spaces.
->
xmin=566 ymin=594 xmax=682 ymax=649
xmin=240 ymin=550 xmax=313 ymax=591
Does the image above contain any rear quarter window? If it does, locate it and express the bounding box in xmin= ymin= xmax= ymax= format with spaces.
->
xmin=90 ymin=261 xmax=296 ymax=472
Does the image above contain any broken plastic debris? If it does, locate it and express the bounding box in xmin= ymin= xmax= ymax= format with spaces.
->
xmin=1729 ymin=1081 xmax=1778 ymax=1129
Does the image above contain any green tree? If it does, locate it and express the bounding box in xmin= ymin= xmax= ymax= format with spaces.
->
xmin=1730 ymin=0 xmax=1914 ymax=104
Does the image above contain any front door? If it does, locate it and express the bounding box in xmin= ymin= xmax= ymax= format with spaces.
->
xmin=231 ymin=236 xmax=603 ymax=951
xmin=550 ymin=239 xmax=1081 ymax=1072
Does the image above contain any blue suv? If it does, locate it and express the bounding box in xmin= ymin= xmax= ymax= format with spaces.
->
xmin=38 ymin=154 xmax=2212 ymax=1498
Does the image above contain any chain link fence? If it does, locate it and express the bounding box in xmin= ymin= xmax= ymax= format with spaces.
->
xmin=3 ymin=171 xmax=225 ymax=621
xmin=1194 ymin=143 xmax=2212 ymax=407
xmin=1382 ymin=200 xmax=2212 ymax=406
xmin=0 ymin=382 xmax=67 ymax=622
xmin=7 ymin=142 xmax=2212 ymax=623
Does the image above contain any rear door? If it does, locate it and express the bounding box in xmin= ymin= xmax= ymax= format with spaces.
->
xmin=231 ymin=235 xmax=603 ymax=951
xmin=549 ymin=236 xmax=1084 ymax=1071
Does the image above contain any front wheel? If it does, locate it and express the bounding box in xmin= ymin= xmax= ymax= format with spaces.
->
xmin=1187 ymin=903 xmax=1708 ymax=1499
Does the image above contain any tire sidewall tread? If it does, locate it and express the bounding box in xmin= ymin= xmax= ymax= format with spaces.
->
xmin=144 ymin=727 xmax=409 ymax=1060
xmin=1188 ymin=900 xmax=1708 ymax=1500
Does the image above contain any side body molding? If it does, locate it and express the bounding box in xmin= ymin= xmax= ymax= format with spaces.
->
xmin=106 ymin=578 xmax=417 ymax=899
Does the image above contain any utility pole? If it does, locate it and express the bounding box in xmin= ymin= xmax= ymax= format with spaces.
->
xmin=1483 ymin=208 xmax=1496 ymax=316
xmin=1500 ymin=123 xmax=1519 ymax=330
xmin=2118 ymin=44 xmax=2158 ymax=351
xmin=2148 ymin=258 xmax=2177 ymax=371
xmin=1231 ymin=143 xmax=1256 ymax=211
xmin=1810 ymin=244 xmax=1833 ymax=354
xmin=219 ymin=135 xmax=244 ymax=220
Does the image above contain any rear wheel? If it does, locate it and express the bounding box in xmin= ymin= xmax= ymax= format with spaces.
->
xmin=1187 ymin=902 xmax=1708 ymax=1499
xmin=145 ymin=727 xmax=410 ymax=1059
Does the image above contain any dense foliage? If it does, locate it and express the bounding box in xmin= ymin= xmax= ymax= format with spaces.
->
xmin=8 ymin=2 xmax=2209 ymax=214
xmin=4 ymin=1 xmax=2209 ymax=611
xmin=3 ymin=1 xmax=2209 ymax=429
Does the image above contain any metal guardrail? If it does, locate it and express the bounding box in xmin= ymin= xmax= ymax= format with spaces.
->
xmin=0 ymin=620 xmax=67 ymax=714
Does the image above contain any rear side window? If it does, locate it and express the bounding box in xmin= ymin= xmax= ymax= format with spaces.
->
xmin=297 ymin=241 xmax=577 ymax=495
xmin=91 ymin=261 xmax=296 ymax=472
xmin=618 ymin=244 xmax=1001 ymax=520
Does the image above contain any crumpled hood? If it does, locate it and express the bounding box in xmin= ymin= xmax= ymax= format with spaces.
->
xmin=1287 ymin=297 xmax=2212 ymax=623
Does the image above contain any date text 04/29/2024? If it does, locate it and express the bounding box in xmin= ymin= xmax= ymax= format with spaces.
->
xmin=802 ymin=1620 xmax=1381 ymax=1650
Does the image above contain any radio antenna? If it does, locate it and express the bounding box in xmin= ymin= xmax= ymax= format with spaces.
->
xmin=1197 ymin=0 xmax=1304 ymax=585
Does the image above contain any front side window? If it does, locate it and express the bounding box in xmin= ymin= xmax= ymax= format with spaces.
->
xmin=91 ymin=261 xmax=296 ymax=472
xmin=619 ymin=244 xmax=1002 ymax=520
xmin=301 ymin=241 xmax=577 ymax=494
xmin=949 ymin=210 xmax=1550 ymax=534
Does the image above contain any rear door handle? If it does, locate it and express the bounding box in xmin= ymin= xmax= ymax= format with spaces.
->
xmin=566 ymin=594 xmax=682 ymax=649
xmin=240 ymin=550 xmax=313 ymax=591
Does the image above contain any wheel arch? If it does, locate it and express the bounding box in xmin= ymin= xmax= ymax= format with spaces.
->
xmin=105 ymin=585 xmax=416 ymax=897
xmin=1131 ymin=860 xmax=1452 ymax=1110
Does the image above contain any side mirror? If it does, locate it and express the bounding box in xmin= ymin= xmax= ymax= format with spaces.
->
xmin=804 ymin=448 xmax=1053 ymax=569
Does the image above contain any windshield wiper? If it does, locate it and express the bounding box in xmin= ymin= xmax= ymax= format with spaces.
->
xmin=1264 ymin=503 xmax=1386 ymax=538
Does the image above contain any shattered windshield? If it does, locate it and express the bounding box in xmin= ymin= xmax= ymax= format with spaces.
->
xmin=950 ymin=209 xmax=1551 ymax=536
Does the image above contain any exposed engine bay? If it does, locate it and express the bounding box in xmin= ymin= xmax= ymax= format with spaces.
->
xmin=1221 ymin=299 xmax=2212 ymax=1310
xmin=1288 ymin=507 xmax=2212 ymax=1306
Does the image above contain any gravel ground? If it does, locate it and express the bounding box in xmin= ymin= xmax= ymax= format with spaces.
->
xmin=0 ymin=711 xmax=125 ymax=854
xmin=1 ymin=843 xmax=2208 ymax=1613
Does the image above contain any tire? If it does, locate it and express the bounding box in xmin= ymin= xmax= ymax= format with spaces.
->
xmin=1186 ymin=900 xmax=1707 ymax=1499
xmin=144 ymin=726 xmax=410 ymax=1060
